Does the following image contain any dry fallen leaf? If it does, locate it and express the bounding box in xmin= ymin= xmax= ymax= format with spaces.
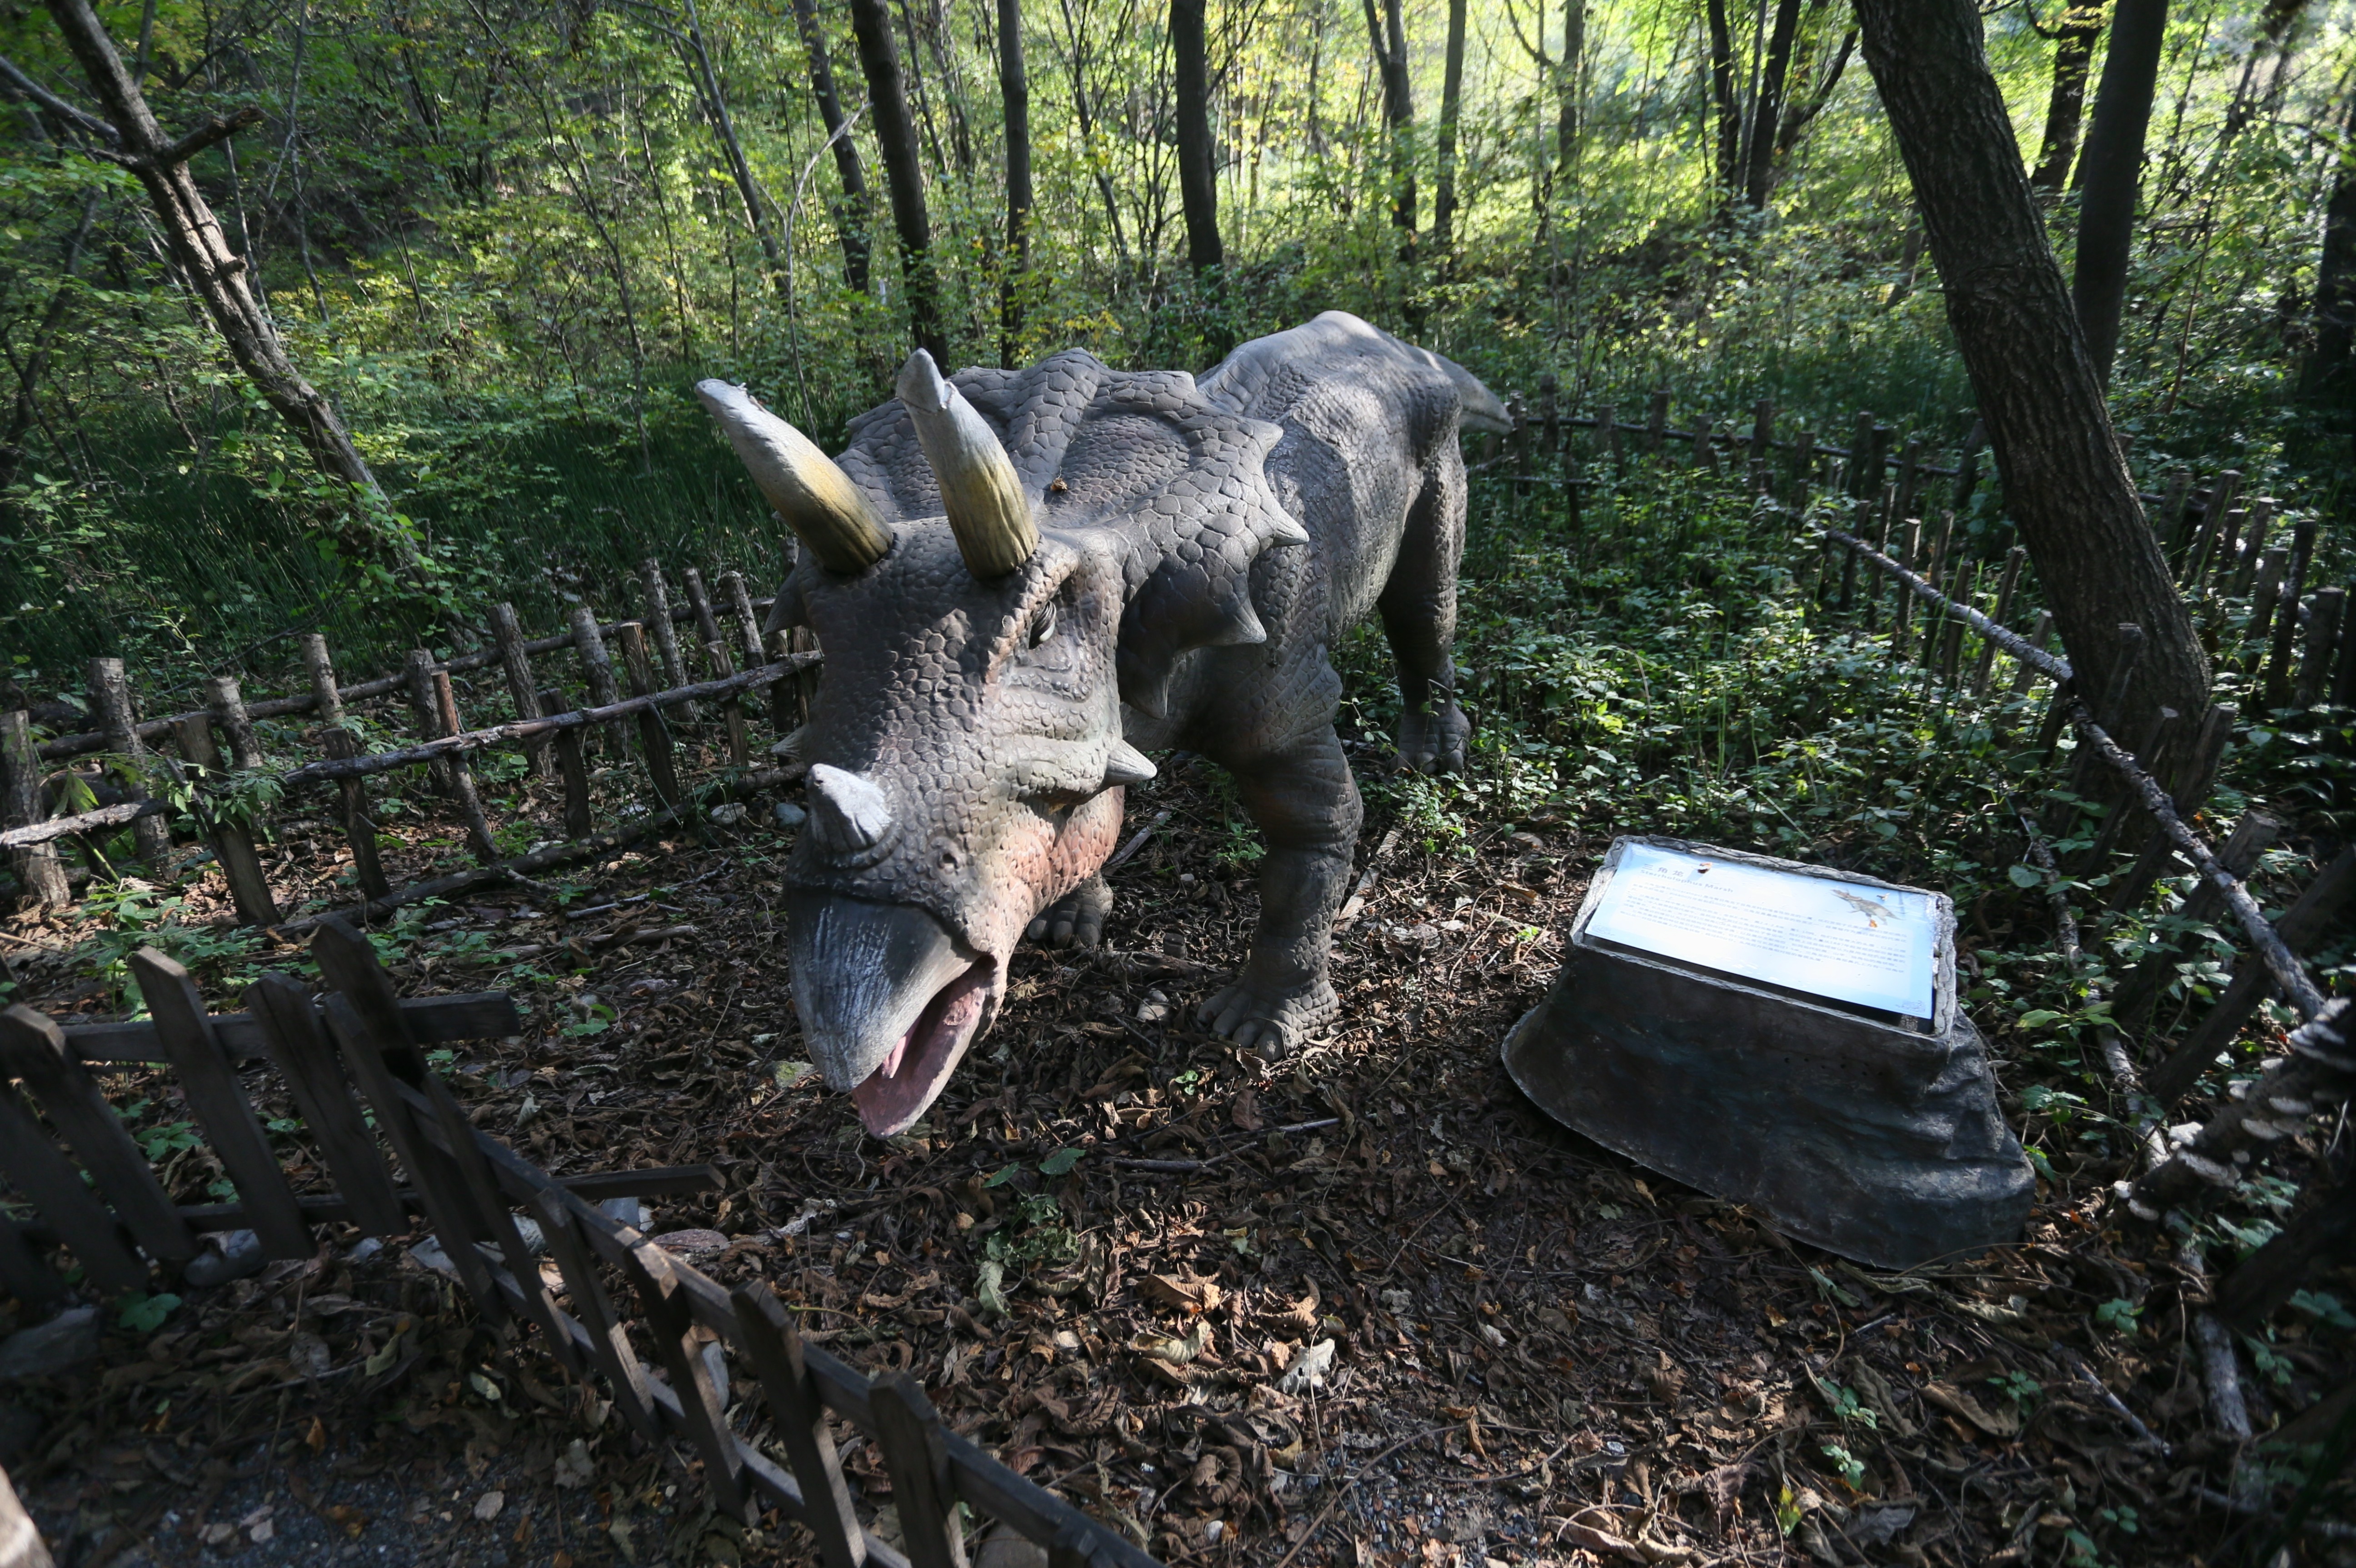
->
xmin=1922 ymin=1380 xmax=2020 ymax=1438
xmin=1138 ymin=1273 xmax=1222 ymax=1317
xmin=1277 ymin=1338 xmax=1336 ymax=1393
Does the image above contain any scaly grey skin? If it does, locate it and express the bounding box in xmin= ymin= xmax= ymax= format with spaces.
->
xmin=700 ymin=310 xmax=1507 ymax=1136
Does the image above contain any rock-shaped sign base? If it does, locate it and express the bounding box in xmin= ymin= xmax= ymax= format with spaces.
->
xmin=1502 ymin=837 xmax=2032 ymax=1269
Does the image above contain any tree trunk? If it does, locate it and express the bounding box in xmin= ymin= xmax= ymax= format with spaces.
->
xmin=998 ymin=0 xmax=1032 ymax=360
xmin=2027 ymin=4 xmax=2101 ymax=193
xmin=1559 ymin=0 xmax=1583 ymax=168
xmin=0 ymin=190 xmax=98 ymax=493
xmin=790 ymin=0 xmax=874 ymax=293
xmin=2299 ymin=88 xmax=2356 ymax=399
xmin=1705 ymin=0 xmax=1740 ymax=199
xmin=1776 ymin=8 xmax=1856 ymax=157
xmin=1433 ymin=0 xmax=1468 ymax=252
xmin=677 ymin=0 xmax=788 ymax=291
xmin=40 ymin=0 xmax=408 ymax=550
xmin=2223 ymin=0 xmax=2309 ymax=145
xmin=1173 ymin=0 xmax=1223 ymax=274
xmin=1053 ymin=0 xmax=1129 ymax=263
xmin=1853 ymin=0 xmax=2210 ymax=777
xmin=849 ymin=0 xmax=948 ymax=359
xmin=1742 ymin=0 xmax=1802 ymax=207
xmin=2071 ymin=0 xmax=2167 ymax=383
xmin=1362 ymin=0 xmax=1416 ymax=236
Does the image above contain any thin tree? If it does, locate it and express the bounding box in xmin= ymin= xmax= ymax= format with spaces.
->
xmin=1741 ymin=0 xmax=1802 ymax=207
xmin=2026 ymin=3 xmax=2103 ymax=194
xmin=34 ymin=0 xmax=403 ymax=533
xmin=1559 ymin=0 xmax=1584 ymax=167
xmin=2071 ymin=0 xmax=2167 ymax=383
xmin=1705 ymin=0 xmax=1741 ymax=198
xmin=1173 ymin=0 xmax=1223 ymax=274
xmin=790 ymin=0 xmax=875 ymax=293
xmin=1852 ymin=0 xmax=2210 ymax=778
xmin=1433 ymin=0 xmax=1468 ymax=252
xmin=998 ymin=0 xmax=1033 ymax=359
xmin=2222 ymin=0 xmax=2311 ymax=146
xmin=850 ymin=0 xmax=948 ymax=359
xmin=2298 ymin=87 xmax=2356 ymax=400
xmin=1362 ymin=0 xmax=1415 ymax=236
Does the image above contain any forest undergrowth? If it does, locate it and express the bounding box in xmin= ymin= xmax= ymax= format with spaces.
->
xmin=2 ymin=452 xmax=2352 ymax=1567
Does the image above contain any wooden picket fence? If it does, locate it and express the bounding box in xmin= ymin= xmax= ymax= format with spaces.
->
xmin=0 ymin=556 xmax=819 ymax=929
xmin=1 ymin=916 xmax=1161 ymax=1568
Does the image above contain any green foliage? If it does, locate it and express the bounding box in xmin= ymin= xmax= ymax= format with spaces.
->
xmin=0 ymin=0 xmax=2341 ymax=697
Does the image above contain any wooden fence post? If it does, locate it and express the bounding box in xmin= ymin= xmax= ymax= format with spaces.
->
xmin=569 ymin=606 xmax=628 ymax=755
xmin=1596 ymin=403 xmax=1622 ymax=475
xmin=300 ymin=635 xmax=391 ymax=903
xmin=614 ymin=623 xmax=684 ymax=810
xmin=1939 ymin=560 xmax=1978 ymax=687
xmin=171 ymin=711 xmax=280 ymax=927
xmin=128 ymin=947 xmax=315 ymax=1260
xmin=88 ymin=657 xmax=171 ymax=864
xmin=704 ymin=644 xmax=752 ymax=770
xmin=543 ymin=687 xmax=594 ymax=839
xmin=404 ymin=651 xmax=454 ymax=796
xmin=1536 ymin=373 xmax=1558 ymax=456
xmin=490 ymin=605 xmax=552 ymax=782
xmin=616 ymin=1235 xmax=749 ymax=1520
xmin=684 ymin=568 xmax=726 ymax=672
xmin=0 ymin=1064 xmax=150 ymax=1292
xmin=767 ymin=632 xmax=804 ymax=734
xmin=871 ymin=1372 xmax=970 ymax=1568
xmin=732 ymin=1282 xmax=868 ymax=1568
xmin=1644 ymin=390 xmax=1668 ymax=458
xmin=0 ymin=1004 xmax=196 ymax=1265
xmin=639 ymin=560 xmax=691 ymax=690
xmin=430 ymin=669 xmax=501 ymax=864
xmin=526 ymin=1188 xmax=665 ymax=1443
xmin=2296 ymin=587 xmax=2344 ymax=709
xmin=1748 ymin=399 xmax=1774 ymax=469
xmin=2263 ymin=516 xmax=2317 ymax=709
xmin=721 ymin=572 xmax=766 ymax=679
xmin=2228 ymin=499 xmax=2276 ymax=599
xmin=309 ymin=920 xmax=510 ymax=1327
xmin=1972 ymin=547 xmax=2026 ymax=694
xmin=1893 ymin=434 xmax=1921 ymax=522
xmin=246 ymin=974 xmax=409 ymax=1237
xmin=1889 ymin=520 xmax=1921 ymax=661
xmin=2009 ymin=609 xmax=2054 ymax=699
xmin=2 ymin=709 xmax=70 ymax=905
xmin=1847 ymin=412 xmax=1874 ymax=500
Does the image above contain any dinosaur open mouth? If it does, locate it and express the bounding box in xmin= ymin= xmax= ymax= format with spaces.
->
xmin=850 ymin=961 xmax=995 ymax=1137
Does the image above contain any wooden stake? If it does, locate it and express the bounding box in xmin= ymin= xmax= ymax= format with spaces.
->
xmin=299 ymin=634 xmax=389 ymax=902
xmin=705 ymin=644 xmax=751 ymax=770
xmin=2296 ymin=586 xmax=2344 ymax=709
xmin=871 ymin=1372 xmax=969 ymax=1568
xmin=430 ymin=669 xmax=501 ymax=864
xmin=2263 ymin=517 xmax=2317 ymax=709
xmin=732 ymin=1281 xmax=868 ymax=1568
xmin=720 ymin=571 xmax=765 ymax=672
xmin=490 ymin=604 xmax=551 ymax=782
xmin=544 ymin=688 xmax=594 ymax=840
xmin=0 ymin=1004 xmax=196 ymax=1263
xmin=1 ymin=709 xmax=70 ymax=905
xmin=88 ymin=656 xmax=171 ymax=863
xmin=1645 ymin=390 xmax=1668 ymax=456
xmin=246 ymin=974 xmax=408 ymax=1237
xmin=614 ymin=623 xmax=683 ymax=810
xmin=1972 ymin=547 xmax=2025 ymax=693
xmin=404 ymin=651 xmax=453 ymax=796
xmin=569 ymin=606 xmax=628 ymax=755
xmin=173 ymin=712 xmax=280 ymax=926
xmin=639 ymin=560 xmax=696 ymax=723
xmin=130 ymin=946 xmax=314 ymax=1260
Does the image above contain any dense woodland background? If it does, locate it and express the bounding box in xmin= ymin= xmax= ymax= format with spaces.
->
xmin=0 ymin=0 xmax=2348 ymax=682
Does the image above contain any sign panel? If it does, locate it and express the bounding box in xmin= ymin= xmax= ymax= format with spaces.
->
xmin=1582 ymin=842 xmax=1937 ymax=1019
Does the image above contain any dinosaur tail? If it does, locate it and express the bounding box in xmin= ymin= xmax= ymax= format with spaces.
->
xmin=1438 ymin=357 xmax=1512 ymax=436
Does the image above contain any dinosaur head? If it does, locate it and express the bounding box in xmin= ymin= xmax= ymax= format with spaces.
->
xmin=697 ymin=350 xmax=1303 ymax=1135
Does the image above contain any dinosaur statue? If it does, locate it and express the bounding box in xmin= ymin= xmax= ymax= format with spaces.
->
xmin=697 ymin=311 xmax=1507 ymax=1136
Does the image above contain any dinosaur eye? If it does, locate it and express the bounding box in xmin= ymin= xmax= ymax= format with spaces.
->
xmin=1027 ymin=603 xmax=1058 ymax=648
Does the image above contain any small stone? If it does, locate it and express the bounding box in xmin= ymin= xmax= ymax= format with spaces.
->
xmin=600 ymin=1196 xmax=644 ymax=1230
xmin=709 ymin=802 xmax=746 ymax=826
xmin=1135 ymin=989 xmax=1173 ymax=1024
xmin=183 ymin=1229 xmax=266 ymax=1288
xmin=0 ymin=1306 xmax=100 ymax=1383
xmin=772 ymin=801 xmax=808 ymax=829
xmin=346 ymin=1237 xmax=384 ymax=1265
xmin=473 ymin=1491 xmax=505 ymax=1522
xmin=649 ymin=1229 xmax=729 ymax=1256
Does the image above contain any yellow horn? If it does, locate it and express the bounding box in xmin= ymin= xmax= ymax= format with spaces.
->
xmin=695 ymin=380 xmax=891 ymax=573
xmin=894 ymin=350 xmax=1040 ymax=579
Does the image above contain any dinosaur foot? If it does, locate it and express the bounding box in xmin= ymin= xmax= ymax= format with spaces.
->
xmin=1396 ymin=701 xmax=1470 ymax=775
xmin=1025 ymin=874 xmax=1112 ymax=949
xmin=1195 ymin=974 xmax=1339 ymax=1056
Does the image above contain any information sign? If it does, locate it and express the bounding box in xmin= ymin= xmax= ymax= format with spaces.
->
xmin=1582 ymin=842 xmax=1937 ymax=1019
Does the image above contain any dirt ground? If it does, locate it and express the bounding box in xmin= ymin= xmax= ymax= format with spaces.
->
xmin=3 ymin=745 xmax=2351 ymax=1568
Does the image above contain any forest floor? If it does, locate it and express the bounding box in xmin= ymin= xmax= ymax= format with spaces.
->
xmin=5 ymin=739 xmax=2349 ymax=1568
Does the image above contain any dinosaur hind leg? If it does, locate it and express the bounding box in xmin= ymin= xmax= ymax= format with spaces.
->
xmin=1378 ymin=452 xmax=1470 ymax=774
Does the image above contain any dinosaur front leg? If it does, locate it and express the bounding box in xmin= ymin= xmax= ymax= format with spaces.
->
xmin=1196 ymin=729 xmax=1362 ymax=1054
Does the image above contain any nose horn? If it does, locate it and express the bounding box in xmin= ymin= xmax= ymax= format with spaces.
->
xmin=806 ymin=764 xmax=896 ymax=856
xmin=895 ymin=350 xmax=1040 ymax=579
